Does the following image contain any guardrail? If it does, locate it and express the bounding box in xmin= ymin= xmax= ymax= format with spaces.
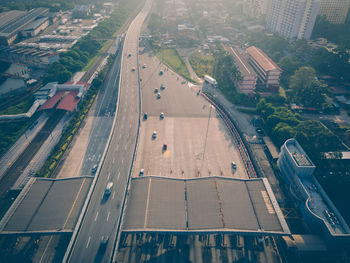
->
xmin=201 ymin=92 xmax=258 ymax=179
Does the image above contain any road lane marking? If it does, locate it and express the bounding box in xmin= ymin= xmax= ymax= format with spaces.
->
xmin=117 ymin=172 xmax=120 ymax=181
xmin=86 ymin=236 xmax=91 ymax=248
xmin=95 ymin=211 xmax=99 ymax=221
xmin=107 ymin=211 xmax=110 ymax=221
xmin=107 ymin=172 xmax=111 ymax=180
xmin=112 ymin=191 xmax=115 ymax=199
xmin=121 ymin=159 xmax=124 ymax=164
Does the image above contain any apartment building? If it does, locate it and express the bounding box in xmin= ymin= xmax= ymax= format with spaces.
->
xmin=319 ymin=0 xmax=350 ymax=24
xmin=266 ymin=0 xmax=320 ymax=39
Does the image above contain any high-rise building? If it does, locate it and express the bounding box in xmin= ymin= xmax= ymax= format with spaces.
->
xmin=243 ymin=0 xmax=271 ymax=17
xmin=318 ymin=0 xmax=350 ymax=24
xmin=266 ymin=0 xmax=320 ymax=39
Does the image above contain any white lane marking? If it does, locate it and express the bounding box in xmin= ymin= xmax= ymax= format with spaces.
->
xmin=124 ymin=144 xmax=127 ymax=150
xmin=117 ymin=172 xmax=120 ymax=181
xmin=112 ymin=159 xmax=115 ymax=164
xmin=121 ymin=159 xmax=124 ymax=164
xmin=112 ymin=191 xmax=115 ymax=199
xmin=107 ymin=211 xmax=110 ymax=221
xmin=95 ymin=211 xmax=99 ymax=221
xmin=107 ymin=172 xmax=111 ymax=180
xmin=86 ymin=236 xmax=91 ymax=248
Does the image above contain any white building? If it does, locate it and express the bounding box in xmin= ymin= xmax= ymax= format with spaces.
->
xmin=278 ymin=139 xmax=350 ymax=245
xmin=267 ymin=0 xmax=320 ymax=40
xmin=318 ymin=0 xmax=350 ymax=24
xmin=243 ymin=0 xmax=271 ymax=17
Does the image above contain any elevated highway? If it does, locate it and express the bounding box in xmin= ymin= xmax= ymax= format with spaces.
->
xmin=64 ymin=0 xmax=152 ymax=262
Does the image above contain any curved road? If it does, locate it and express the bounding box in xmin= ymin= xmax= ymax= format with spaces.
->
xmin=66 ymin=0 xmax=152 ymax=262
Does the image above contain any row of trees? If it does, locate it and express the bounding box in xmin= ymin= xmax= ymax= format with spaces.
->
xmin=256 ymin=99 xmax=342 ymax=164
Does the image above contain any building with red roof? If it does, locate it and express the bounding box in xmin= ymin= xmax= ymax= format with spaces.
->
xmin=246 ymin=46 xmax=281 ymax=91
xmin=38 ymin=81 xmax=89 ymax=112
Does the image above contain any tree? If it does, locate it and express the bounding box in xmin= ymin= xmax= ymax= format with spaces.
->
xmin=278 ymin=56 xmax=304 ymax=86
xmin=288 ymin=66 xmax=327 ymax=107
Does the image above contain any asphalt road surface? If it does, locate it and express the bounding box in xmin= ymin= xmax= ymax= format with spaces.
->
xmin=67 ymin=0 xmax=152 ymax=262
xmin=132 ymin=44 xmax=248 ymax=179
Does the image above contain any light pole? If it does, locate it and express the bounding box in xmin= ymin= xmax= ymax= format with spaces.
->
xmin=200 ymin=104 xmax=214 ymax=176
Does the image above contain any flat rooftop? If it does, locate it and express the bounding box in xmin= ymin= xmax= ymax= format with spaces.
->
xmin=0 ymin=177 xmax=92 ymax=235
xmin=122 ymin=176 xmax=290 ymax=235
xmin=286 ymin=139 xmax=314 ymax=167
xmin=301 ymin=176 xmax=350 ymax=236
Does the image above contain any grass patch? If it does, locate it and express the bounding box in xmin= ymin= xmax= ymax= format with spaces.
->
xmin=156 ymin=48 xmax=193 ymax=81
xmin=0 ymin=95 xmax=34 ymax=115
xmin=189 ymin=51 xmax=214 ymax=78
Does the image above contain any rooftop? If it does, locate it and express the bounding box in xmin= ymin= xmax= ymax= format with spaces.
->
xmin=122 ymin=176 xmax=290 ymax=235
xmin=22 ymin=17 xmax=48 ymax=31
xmin=229 ymin=46 xmax=256 ymax=77
xmin=301 ymin=176 xmax=350 ymax=236
xmin=285 ymin=139 xmax=314 ymax=167
xmin=0 ymin=177 xmax=92 ymax=235
xmin=246 ymin=46 xmax=281 ymax=72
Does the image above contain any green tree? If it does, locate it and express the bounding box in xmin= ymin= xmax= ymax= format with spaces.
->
xmin=288 ymin=66 xmax=327 ymax=107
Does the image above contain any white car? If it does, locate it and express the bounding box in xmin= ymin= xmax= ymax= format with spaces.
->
xmin=160 ymin=112 xmax=164 ymax=119
xmin=231 ymin=161 xmax=237 ymax=170
xmin=157 ymin=93 xmax=161 ymax=99
xmin=142 ymin=64 xmax=146 ymax=68
xmin=139 ymin=169 xmax=144 ymax=176
xmin=152 ymin=131 xmax=157 ymax=139
xmin=105 ymin=182 xmax=113 ymax=196
xmin=131 ymin=67 xmax=135 ymax=72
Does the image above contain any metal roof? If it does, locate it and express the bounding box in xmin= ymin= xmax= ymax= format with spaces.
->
xmin=246 ymin=46 xmax=281 ymax=72
xmin=0 ymin=177 xmax=92 ymax=235
xmin=56 ymin=90 xmax=80 ymax=112
xmin=122 ymin=176 xmax=290 ymax=235
xmin=39 ymin=90 xmax=66 ymax=110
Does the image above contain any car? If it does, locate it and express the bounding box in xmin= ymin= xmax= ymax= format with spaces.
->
xmin=160 ymin=84 xmax=165 ymax=90
xmin=231 ymin=161 xmax=237 ymax=170
xmin=256 ymin=128 xmax=264 ymax=135
xmin=142 ymin=64 xmax=146 ymax=68
xmin=139 ymin=169 xmax=144 ymax=176
xmin=91 ymin=164 xmax=98 ymax=174
xmin=160 ymin=112 xmax=164 ymax=119
xmin=163 ymin=144 xmax=167 ymax=151
xmin=131 ymin=67 xmax=135 ymax=72
xmin=100 ymin=236 xmax=109 ymax=249
xmin=154 ymin=88 xmax=159 ymax=93
xmin=152 ymin=131 xmax=157 ymax=139
xmin=104 ymin=182 xmax=113 ymax=196
xmin=143 ymin=112 xmax=148 ymax=120
xmin=128 ymin=53 xmax=132 ymax=57
xmin=159 ymin=70 xmax=163 ymax=75
xmin=157 ymin=93 xmax=161 ymax=99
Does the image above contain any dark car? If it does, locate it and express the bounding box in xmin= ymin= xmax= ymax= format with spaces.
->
xmin=163 ymin=144 xmax=167 ymax=151
xmin=256 ymin=128 xmax=264 ymax=135
xmin=144 ymin=112 xmax=148 ymax=120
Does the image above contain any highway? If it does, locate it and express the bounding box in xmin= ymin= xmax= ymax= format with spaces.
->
xmin=66 ymin=0 xmax=152 ymax=262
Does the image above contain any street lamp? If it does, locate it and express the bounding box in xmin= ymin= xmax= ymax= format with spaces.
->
xmin=200 ymin=104 xmax=214 ymax=176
